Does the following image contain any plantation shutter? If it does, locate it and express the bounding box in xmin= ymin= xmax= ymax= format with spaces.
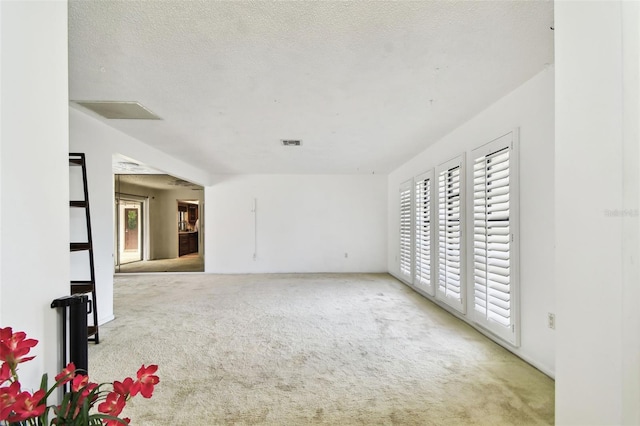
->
xmin=414 ymin=171 xmax=434 ymax=295
xmin=399 ymin=180 xmax=413 ymax=283
xmin=472 ymin=132 xmax=519 ymax=345
xmin=436 ymin=156 xmax=465 ymax=313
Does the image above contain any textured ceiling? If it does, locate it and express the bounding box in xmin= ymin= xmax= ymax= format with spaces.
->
xmin=69 ymin=1 xmax=554 ymax=175
xmin=115 ymin=174 xmax=203 ymax=191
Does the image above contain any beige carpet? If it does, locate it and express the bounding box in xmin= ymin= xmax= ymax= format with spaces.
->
xmin=88 ymin=274 xmax=554 ymax=425
xmin=115 ymin=253 xmax=204 ymax=273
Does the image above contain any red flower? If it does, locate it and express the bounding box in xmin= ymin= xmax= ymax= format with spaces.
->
xmin=0 ymin=328 xmax=38 ymax=369
xmin=113 ymin=377 xmax=134 ymax=398
xmin=79 ymin=383 xmax=98 ymax=407
xmin=70 ymin=374 xmax=98 ymax=406
xmin=97 ymin=391 xmax=126 ymax=418
xmin=71 ymin=374 xmax=88 ymax=393
xmin=0 ymin=381 xmax=20 ymax=421
xmin=55 ymin=362 xmax=76 ymax=386
xmin=0 ymin=363 xmax=10 ymax=384
xmin=130 ymin=364 xmax=159 ymax=398
xmin=8 ymin=389 xmax=46 ymax=422
xmin=0 ymin=327 xmax=159 ymax=425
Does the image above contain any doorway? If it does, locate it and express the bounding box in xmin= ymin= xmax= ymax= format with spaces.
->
xmin=117 ymin=200 xmax=144 ymax=265
xmin=112 ymin=169 xmax=204 ymax=273
xmin=124 ymin=208 xmax=139 ymax=249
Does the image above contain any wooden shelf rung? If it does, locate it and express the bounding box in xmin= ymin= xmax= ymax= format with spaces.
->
xmin=70 ymin=282 xmax=94 ymax=294
xmin=70 ymin=242 xmax=91 ymax=251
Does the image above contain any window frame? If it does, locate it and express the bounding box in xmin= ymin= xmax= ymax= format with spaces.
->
xmin=470 ymin=130 xmax=520 ymax=346
xmin=399 ymin=179 xmax=413 ymax=283
xmin=436 ymin=155 xmax=466 ymax=313
xmin=413 ymin=170 xmax=435 ymax=295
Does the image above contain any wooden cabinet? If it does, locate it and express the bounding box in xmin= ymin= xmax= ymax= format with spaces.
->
xmin=189 ymin=233 xmax=198 ymax=253
xmin=179 ymin=232 xmax=198 ymax=256
xmin=179 ymin=234 xmax=189 ymax=256
xmin=188 ymin=204 xmax=198 ymax=224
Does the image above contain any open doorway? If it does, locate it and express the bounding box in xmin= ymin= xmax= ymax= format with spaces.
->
xmin=178 ymin=200 xmax=199 ymax=257
xmin=112 ymin=165 xmax=204 ymax=273
xmin=118 ymin=199 xmax=143 ymax=265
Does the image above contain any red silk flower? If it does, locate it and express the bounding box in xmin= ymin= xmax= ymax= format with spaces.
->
xmin=0 ymin=327 xmax=38 ymax=368
xmin=98 ymin=391 xmax=126 ymax=418
xmin=131 ymin=364 xmax=159 ymax=398
xmin=7 ymin=389 xmax=46 ymax=422
xmin=55 ymin=362 xmax=77 ymax=385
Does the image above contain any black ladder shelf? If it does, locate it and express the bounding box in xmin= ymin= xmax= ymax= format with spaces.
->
xmin=69 ymin=153 xmax=99 ymax=344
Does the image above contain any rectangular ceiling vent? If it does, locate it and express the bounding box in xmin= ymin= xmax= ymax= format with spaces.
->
xmin=281 ymin=139 xmax=302 ymax=147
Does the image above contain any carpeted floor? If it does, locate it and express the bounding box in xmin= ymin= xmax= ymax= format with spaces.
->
xmin=115 ymin=253 xmax=204 ymax=273
xmin=88 ymin=273 xmax=554 ymax=425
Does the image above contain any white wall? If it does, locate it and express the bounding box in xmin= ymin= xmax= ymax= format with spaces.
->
xmin=155 ymin=187 xmax=203 ymax=259
xmin=206 ymin=174 xmax=387 ymax=273
xmin=0 ymin=1 xmax=69 ymax=388
xmin=555 ymin=2 xmax=640 ymax=424
xmin=387 ymin=67 xmax=555 ymax=375
xmin=69 ymin=108 xmax=210 ymax=323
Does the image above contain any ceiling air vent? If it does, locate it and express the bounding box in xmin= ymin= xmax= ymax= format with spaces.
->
xmin=281 ymin=139 xmax=302 ymax=147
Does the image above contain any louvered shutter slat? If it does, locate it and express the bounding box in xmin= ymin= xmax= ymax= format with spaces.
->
xmin=473 ymin=145 xmax=514 ymax=337
xmin=399 ymin=181 xmax=412 ymax=280
xmin=414 ymin=175 xmax=433 ymax=293
xmin=437 ymin=161 xmax=464 ymax=309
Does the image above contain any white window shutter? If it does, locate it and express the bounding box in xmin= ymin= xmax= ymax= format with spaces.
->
xmin=414 ymin=171 xmax=434 ymax=295
xmin=471 ymin=131 xmax=519 ymax=346
xmin=436 ymin=156 xmax=465 ymax=313
xmin=399 ymin=179 xmax=413 ymax=283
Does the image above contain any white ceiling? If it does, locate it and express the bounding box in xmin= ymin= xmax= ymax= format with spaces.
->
xmin=115 ymin=173 xmax=204 ymax=191
xmin=69 ymin=1 xmax=554 ymax=175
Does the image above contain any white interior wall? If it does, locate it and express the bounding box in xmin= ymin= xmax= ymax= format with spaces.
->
xmin=387 ymin=67 xmax=555 ymax=376
xmin=69 ymin=108 xmax=210 ymax=323
xmin=555 ymin=2 xmax=640 ymax=424
xmin=205 ymin=174 xmax=387 ymax=273
xmin=158 ymin=187 xmax=203 ymax=259
xmin=0 ymin=1 xmax=69 ymax=388
xmin=621 ymin=5 xmax=640 ymax=421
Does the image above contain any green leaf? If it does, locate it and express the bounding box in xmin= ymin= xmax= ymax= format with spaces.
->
xmin=39 ymin=373 xmax=48 ymax=392
xmin=90 ymin=414 xmax=130 ymax=425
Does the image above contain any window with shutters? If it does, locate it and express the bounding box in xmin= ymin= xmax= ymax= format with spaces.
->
xmin=414 ymin=171 xmax=434 ymax=295
xmin=472 ymin=131 xmax=519 ymax=346
xmin=399 ymin=180 xmax=413 ymax=283
xmin=436 ymin=156 xmax=465 ymax=313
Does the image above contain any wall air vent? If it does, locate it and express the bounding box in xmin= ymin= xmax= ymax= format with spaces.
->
xmin=281 ymin=139 xmax=302 ymax=147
